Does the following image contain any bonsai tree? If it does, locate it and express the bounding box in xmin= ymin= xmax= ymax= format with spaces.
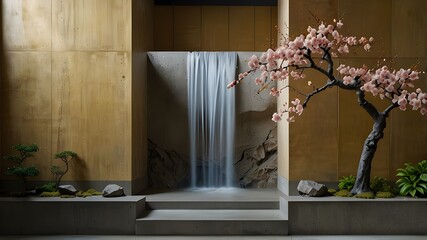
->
xmin=51 ymin=151 xmax=77 ymax=188
xmin=228 ymin=20 xmax=426 ymax=195
xmin=4 ymin=144 xmax=40 ymax=191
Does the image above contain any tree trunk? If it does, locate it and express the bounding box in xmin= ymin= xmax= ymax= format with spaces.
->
xmin=351 ymin=114 xmax=387 ymax=195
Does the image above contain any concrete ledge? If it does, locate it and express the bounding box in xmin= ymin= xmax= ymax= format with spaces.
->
xmin=286 ymin=195 xmax=427 ymax=235
xmin=0 ymin=196 xmax=145 ymax=235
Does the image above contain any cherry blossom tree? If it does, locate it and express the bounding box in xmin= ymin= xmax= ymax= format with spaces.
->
xmin=228 ymin=20 xmax=426 ymax=195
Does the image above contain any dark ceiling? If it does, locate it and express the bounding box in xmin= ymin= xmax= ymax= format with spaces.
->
xmin=154 ymin=0 xmax=277 ymax=6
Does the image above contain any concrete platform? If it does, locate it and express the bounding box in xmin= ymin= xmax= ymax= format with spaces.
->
xmin=285 ymin=195 xmax=427 ymax=235
xmin=0 ymin=196 xmax=145 ymax=235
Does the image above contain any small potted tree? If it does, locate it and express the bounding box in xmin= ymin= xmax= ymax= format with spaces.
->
xmin=51 ymin=151 xmax=77 ymax=189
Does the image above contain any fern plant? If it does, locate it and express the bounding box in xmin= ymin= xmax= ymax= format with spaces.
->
xmin=338 ymin=175 xmax=356 ymax=191
xmin=396 ymin=160 xmax=427 ymax=197
xmin=4 ymin=144 xmax=40 ymax=191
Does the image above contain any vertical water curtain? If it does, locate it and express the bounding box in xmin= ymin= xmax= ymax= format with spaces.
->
xmin=187 ymin=52 xmax=237 ymax=188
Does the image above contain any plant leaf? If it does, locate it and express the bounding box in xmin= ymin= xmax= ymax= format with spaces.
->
xmin=420 ymin=173 xmax=427 ymax=182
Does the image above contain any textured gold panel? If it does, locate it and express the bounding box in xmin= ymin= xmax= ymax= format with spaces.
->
xmin=254 ymin=6 xmax=271 ymax=51
xmin=201 ymin=6 xmax=229 ymax=51
xmin=337 ymin=59 xmax=391 ymax=179
xmin=52 ymin=0 xmax=130 ymax=51
xmin=51 ymin=52 xmax=131 ymax=181
xmin=174 ymin=6 xmax=201 ymax=51
xmin=289 ymin=63 xmax=339 ymax=181
xmin=339 ymin=0 xmax=392 ymax=58
xmin=392 ymin=0 xmax=427 ymax=58
xmin=289 ymin=0 xmax=338 ymax=37
xmin=154 ymin=6 xmax=173 ymax=50
xmin=2 ymin=0 xmax=51 ymax=51
xmin=390 ymin=58 xmax=427 ymax=180
xmin=0 ymin=52 xmax=52 ymax=180
xmin=271 ymin=6 xmax=278 ymax=48
xmin=229 ymin=6 xmax=255 ymax=51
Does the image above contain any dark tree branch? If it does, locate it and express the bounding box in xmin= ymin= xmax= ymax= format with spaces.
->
xmin=302 ymin=80 xmax=336 ymax=108
xmin=357 ymin=90 xmax=380 ymax=120
xmin=303 ymin=51 xmax=335 ymax=81
xmin=383 ymin=103 xmax=398 ymax=117
xmin=320 ymin=47 xmax=334 ymax=76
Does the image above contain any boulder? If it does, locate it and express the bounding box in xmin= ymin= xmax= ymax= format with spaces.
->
xmin=102 ymin=184 xmax=125 ymax=197
xmin=297 ymin=180 xmax=328 ymax=197
xmin=58 ymin=185 xmax=77 ymax=195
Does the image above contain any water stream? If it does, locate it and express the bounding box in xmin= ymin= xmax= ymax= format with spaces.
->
xmin=187 ymin=52 xmax=237 ymax=188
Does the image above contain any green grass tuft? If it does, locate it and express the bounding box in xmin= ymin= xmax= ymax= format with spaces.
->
xmin=375 ymin=191 xmax=395 ymax=198
xmin=86 ymin=189 xmax=102 ymax=195
xmin=39 ymin=191 xmax=61 ymax=197
xmin=355 ymin=192 xmax=375 ymax=199
xmin=60 ymin=194 xmax=76 ymax=198
xmin=334 ymin=189 xmax=352 ymax=197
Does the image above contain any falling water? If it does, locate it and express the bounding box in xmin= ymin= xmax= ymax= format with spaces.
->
xmin=187 ymin=52 xmax=237 ymax=188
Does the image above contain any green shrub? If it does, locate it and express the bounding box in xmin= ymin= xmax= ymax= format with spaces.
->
xmin=4 ymin=144 xmax=40 ymax=191
xmin=396 ymin=160 xmax=427 ymax=197
xmin=36 ymin=182 xmax=57 ymax=193
xmin=370 ymin=176 xmax=388 ymax=193
xmin=327 ymin=188 xmax=337 ymax=195
xmin=338 ymin=175 xmax=356 ymax=191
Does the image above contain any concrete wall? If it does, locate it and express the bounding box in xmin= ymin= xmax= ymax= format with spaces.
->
xmin=0 ymin=0 xmax=153 ymax=194
xmin=277 ymin=0 xmax=427 ymax=195
xmin=147 ymin=52 xmax=277 ymax=186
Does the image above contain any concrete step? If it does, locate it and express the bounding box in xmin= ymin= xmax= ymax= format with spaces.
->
xmin=135 ymin=209 xmax=288 ymax=235
xmin=146 ymin=199 xmax=279 ymax=209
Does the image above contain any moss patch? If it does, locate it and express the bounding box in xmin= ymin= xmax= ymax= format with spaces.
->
xmin=334 ymin=189 xmax=352 ymax=197
xmin=60 ymin=194 xmax=76 ymax=198
xmin=375 ymin=191 xmax=395 ymax=198
xmin=39 ymin=191 xmax=61 ymax=197
xmin=86 ymin=189 xmax=102 ymax=195
xmin=327 ymin=188 xmax=337 ymax=195
xmin=354 ymin=192 xmax=375 ymax=199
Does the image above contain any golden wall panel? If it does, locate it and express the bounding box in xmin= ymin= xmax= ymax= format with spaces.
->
xmin=288 ymin=66 xmax=339 ymax=181
xmin=154 ymin=6 xmax=174 ymax=50
xmin=390 ymin=58 xmax=427 ymax=180
xmin=254 ymin=6 xmax=271 ymax=51
xmin=174 ymin=6 xmax=201 ymax=51
xmin=0 ymin=52 xmax=52 ymax=180
xmin=289 ymin=0 xmax=338 ymax=37
xmin=201 ymin=6 xmax=229 ymax=51
xmin=392 ymin=0 xmax=427 ymax=58
xmin=51 ymin=52 xmax=132 ymax=181
xmin=1 ymin=0 xmax=51 ymax=51
xmin=337 ymin=59 xmax=391 ymax=179
xmin=229 ymin=6 xmax=255 ymax=51
xmin=338 ymin=0 xmax=392 ymax=58
xmin=52 ymin=0 xmax=130 ymax=51
xmin=271 ymin=6 xmax=278 ymax=48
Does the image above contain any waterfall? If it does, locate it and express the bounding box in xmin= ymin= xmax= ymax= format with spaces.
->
xmin=187 ymin=52 xmax=237 ymax=188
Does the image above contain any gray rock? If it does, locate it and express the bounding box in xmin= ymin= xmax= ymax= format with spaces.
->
xmin=58 ymin=185 xmax=77 ymax=195
xmin=297 ymin=180 xmax=328 ymax=197
xmin=102 ymin=184 xmax=125 ymax=197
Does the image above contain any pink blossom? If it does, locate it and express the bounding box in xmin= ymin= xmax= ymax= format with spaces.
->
xmin=272 ymin=113 xmax=281 ymax=122
xmin=255 ymin=77 xmax=263 ymax=85
xmin=336 ymin=20 xmax=343 ymax=28
xmin=364 ymin=43 xmax=371 ymax=52
xmin=248 ymin=55 xmax=260 ymax=69
xmin=270 ymin=87 xmax=280 ymax=97
xmin=421 ymin=108 xmax=427 ymax=115
xmin=291 ymin=98 xmax=301 ymax=106
xmin=286 ymin=116 xmax=295 ymax=122
xmin=308 ymin=81 xmax=313 ymax=86
xmin=409 ymin=71 xmax=419 ymax=80
xmin=343 ymin=76 xmax=353 ymax=85
xmin=369 ymin=37 xmax=374 ymax=42
xmin=295 ymin=104 xmax=304 ymax=115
